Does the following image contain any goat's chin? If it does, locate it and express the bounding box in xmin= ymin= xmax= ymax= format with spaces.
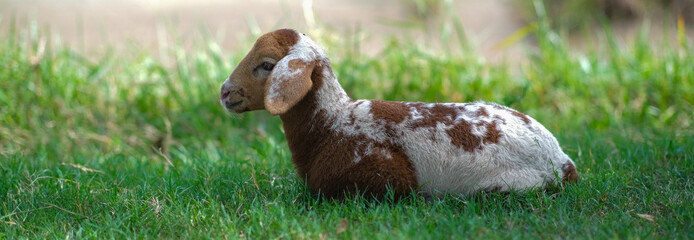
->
xmin=226 ymin=106 xmax=248 ymax=114
xmin=221 ymin=99 xmax=248 ymax=113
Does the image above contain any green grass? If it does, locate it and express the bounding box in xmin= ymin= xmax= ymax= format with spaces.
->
xmin=1 ymin=10 xmax=694 ymax=239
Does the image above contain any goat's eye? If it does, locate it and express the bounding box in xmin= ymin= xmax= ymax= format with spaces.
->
xmin=252 ymin=60 xmax=276 ymax=78
xmin=259 ymin=62 xmax=275 ymax=71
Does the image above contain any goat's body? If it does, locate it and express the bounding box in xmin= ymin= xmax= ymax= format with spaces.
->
xmin=221 ymin=29 xmax=577 ymax=199
xmin=279 ymin=60 xmax=576 ymax=198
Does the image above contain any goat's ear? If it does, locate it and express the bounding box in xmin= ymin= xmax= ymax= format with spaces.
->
xmin=264 ymin=58 xmax=314 ymax=115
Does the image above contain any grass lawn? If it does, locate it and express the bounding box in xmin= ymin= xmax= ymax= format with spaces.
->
xmin=1 ymin=13 xmax=693 ymax=239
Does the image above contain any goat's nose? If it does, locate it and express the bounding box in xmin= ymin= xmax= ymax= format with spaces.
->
xmin=221 ymin=88 xmax=230 ymax=100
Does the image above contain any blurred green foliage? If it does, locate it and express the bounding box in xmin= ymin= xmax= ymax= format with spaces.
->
xmin=512 ymin=0 xmax=694 ymax=30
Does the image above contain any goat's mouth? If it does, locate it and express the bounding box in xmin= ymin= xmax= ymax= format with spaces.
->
xmin=222 ymin=99 xmax=244 ymax=112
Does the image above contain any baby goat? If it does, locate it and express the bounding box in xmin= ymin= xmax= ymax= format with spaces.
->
xmin=220 ymin=29 xmax=577 ymax=199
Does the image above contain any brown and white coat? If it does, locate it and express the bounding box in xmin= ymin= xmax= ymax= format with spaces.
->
xmin=221 ymin=29 xmax=578 ymax=199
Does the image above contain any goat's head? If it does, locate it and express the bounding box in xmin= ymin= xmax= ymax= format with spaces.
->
xmin=220 ymin=29 xmax=326 ymax=115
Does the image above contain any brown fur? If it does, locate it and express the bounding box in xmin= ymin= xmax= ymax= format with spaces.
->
xmin=446 ymin=120 xmax=483 ymax=152
xmin=370 ymin=100 xmax=411 ymax=124
xmin=562 ymin=161 xmax=578 ymax=183
xmin=476 ymin=107 xmax=489 ymax=117
xmin=482 ymin=122 xmax=502 ymax=145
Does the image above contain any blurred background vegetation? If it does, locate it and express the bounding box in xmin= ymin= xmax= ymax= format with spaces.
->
xmin=0 ymin=0 xmax=692 ymax=159
xmin=513 ymin=0 xmax=694 ymax=29
xmin=401 ymin=0 xmax=694 ymax=28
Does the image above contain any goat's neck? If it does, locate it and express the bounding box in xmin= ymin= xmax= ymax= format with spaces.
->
xmin=280 ymin=63 xmax=351 ymax=131
xmin=279 ymin=65 xmax=351 ymax=170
